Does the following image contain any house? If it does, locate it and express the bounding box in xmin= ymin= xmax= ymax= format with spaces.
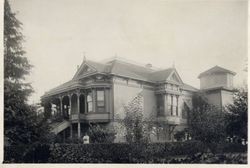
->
xmin=41 ymin=57 xmax=236 ymax=142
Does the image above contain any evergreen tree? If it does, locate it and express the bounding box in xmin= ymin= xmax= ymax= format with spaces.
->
xmin=225 ymin=89 xmax=248 ymax=140
xmin=4 ymin=0 xmax=53 ymax=145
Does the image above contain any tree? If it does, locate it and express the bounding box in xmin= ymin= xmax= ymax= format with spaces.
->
xmin=225 ymin=89 xmax=248 ymax=140
xmin=122 ymin=93 xmax=149 ymax=143
xmin=4 ymin=0 xmax=53 ymax=146
xmin=188 ymin=92 xmax=226 ymax=143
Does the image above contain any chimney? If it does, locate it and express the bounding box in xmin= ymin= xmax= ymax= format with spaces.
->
xmin=145 ymin=63 xmax=152 ymax=69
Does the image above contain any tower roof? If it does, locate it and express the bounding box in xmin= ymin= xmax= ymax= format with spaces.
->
xmin=198 ymin=65 xmax=236 ymax=78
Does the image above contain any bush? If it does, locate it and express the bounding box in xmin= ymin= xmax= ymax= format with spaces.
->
xmin=174 ymin=130 xmax=187 ymax=141
xmin=88 ymin=124 xmax=116 ymax=143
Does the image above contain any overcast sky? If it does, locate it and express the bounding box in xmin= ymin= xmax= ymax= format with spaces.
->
xmin=9 ymin=0 xmax=247 ymax=104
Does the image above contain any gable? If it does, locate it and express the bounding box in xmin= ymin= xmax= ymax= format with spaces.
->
xmin=169 ymin=73 xmax=179 ymax=83
xmin=73 ymin=63 xmax=96 ymax=79
xmin=167 ymin=70 xmax=183 ymax=84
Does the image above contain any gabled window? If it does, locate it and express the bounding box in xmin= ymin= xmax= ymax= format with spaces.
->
xmin=97 ymin=90 xmax=105 ymax=112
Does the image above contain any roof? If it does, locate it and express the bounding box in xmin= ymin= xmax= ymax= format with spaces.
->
xmin=42 ymin=80 xmax=81 ymax=98
xmin=148 ymin=68 xmax=174 ymax=82
xmin=85 ymin=60 xmax=108 ymax=72
xmin=108 ymin=59 xmax=155 ymax=81
xmin=73 ymin=60 xmax=109 ymax=79
xmin=198 ymin=65 xmax=236 ymax=78
xmin=182 ymin=83 xmax=199 ymax=92
xmin=200 ymin=86 xmax=234 ymax=92
xmin=42 ymin=58 xmax=198 ymax=97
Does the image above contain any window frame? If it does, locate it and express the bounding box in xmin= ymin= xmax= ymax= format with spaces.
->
xmin=156 ymin=94 xmax=164 ymax=116
xmin=87 ymin=92 xmax=93 ymax=112
xmin=96 ymin=89 xmax=105 ymax=113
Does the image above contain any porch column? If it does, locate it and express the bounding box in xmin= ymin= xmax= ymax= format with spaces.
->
xmin=92 ymin=88 xmax=96 ymax=112
xmin=77 ymin=93 xmax=80 ymax=115
xmin=78 ymin=122 xmax=81 ymax=138
xmin=176 ymin=96 xmax=179 ymax=116
xmin=59 ymin=97 xmax=63 ymax=117
xmin=104 ymin=87 xmax=109 ymax=113
xmin=164 ymin=94 xmax=168 ymax=116
xmin=69 ymin=94 xmax=72 ymax=116
xmin=170 ymin=95 xmax=173 ymax=116
xmin=77 ymin=93 xmax=81 ymax=138
xmin=84 ymin=95 xmax=87 ymax=113
xmin=70 ymin=124 xmax=73 ymax=139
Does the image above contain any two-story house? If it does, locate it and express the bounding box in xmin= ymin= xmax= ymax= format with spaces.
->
xmin=41 ymin=57 xmax=236 ymax=142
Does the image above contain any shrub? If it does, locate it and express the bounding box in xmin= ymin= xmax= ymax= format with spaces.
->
xmin=174 ymin=130 xmax=187 ymax=141
xmin=87 ymin=124 xmax=116 ymax=143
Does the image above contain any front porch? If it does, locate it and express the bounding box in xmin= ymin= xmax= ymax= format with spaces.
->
xmin=41 ymin=87 xmax=112 ymax=139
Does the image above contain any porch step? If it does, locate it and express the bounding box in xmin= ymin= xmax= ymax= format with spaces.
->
xmin=50 ymin=120 xmax=71 ymax=134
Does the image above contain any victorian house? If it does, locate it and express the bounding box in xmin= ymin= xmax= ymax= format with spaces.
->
xmin=41 ymin=57 xmax=236 ymax=142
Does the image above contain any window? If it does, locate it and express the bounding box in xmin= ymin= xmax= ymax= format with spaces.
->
xmin=176 ymin=97 xmax=179 ymax=116
xmin=97 ymin=90 xmax=105 ymax=112
xmin=156 ymin=94 xmax=164 ymax=116
xmin=167 ymin=95 xmax=179 ymax=116
xmin=87 ymin=92 xmax=93 ymax=112
xmin=171 ymin=84 xmax=173 ymax=90
xmin=168 ymin=95 xmax=173 ymax=115
xmin=173 ymin=85 xmax=178 ymax=91
xmin=173 ymin=96 xmax=177 ymax=116
xmin=166 ymin=84 xmax=171 ymax=90
xmin=167 ymin=94 xmax=172 ymax=115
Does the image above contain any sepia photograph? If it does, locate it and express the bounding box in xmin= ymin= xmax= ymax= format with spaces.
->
xmin=2 ymin=0 xmax=248 ymax=164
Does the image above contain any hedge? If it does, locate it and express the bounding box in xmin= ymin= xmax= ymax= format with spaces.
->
xmin=48 ymin=141 xmax=208 ymax=163
xmin=4 ymin=143 xmax=50 ymax=163
xmin=208 ymin=142 xmax=248 ymax=154
xmin=3 ymin=141 xmax=248 ymax=163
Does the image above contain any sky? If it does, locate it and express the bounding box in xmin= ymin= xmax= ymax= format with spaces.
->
xmin=9 ymin=0 xmax=247 ymax=104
